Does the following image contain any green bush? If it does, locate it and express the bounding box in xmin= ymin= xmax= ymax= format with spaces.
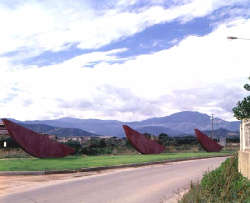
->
xmin=180 ymin=153 xmax=250 ymax=203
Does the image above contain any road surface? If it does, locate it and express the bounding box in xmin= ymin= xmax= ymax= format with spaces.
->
xmin=0 ymin=157 xmax=227 ymax=203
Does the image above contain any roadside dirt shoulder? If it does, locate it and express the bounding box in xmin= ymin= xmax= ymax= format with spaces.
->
xmin=0 ymin=163 xmax=172 ymax=197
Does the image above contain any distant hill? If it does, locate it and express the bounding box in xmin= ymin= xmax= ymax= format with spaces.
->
xmin=22 ymin=118 xmax=124 ymax=137
xmin=134 ymin=111 xmax=240 ymax=134
xmin=4 ymin=111 xmax=240 ymax=137
xmin=134 ymin=126 xmax=184 ymax=137
xmin=203 ymin=128 xmax=239 ymax=138
xmin=21 ymin=123 xmax=100 ymax=137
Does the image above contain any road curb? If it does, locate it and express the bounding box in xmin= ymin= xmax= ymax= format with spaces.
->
xmin=0 ymin=171 xmax=45 ymax=176
xmin=0 ymin=155 xmax=231 ymax=176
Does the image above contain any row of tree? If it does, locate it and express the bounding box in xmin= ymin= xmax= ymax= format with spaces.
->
xmin=0 ymin=132 xmax=240 ymax=155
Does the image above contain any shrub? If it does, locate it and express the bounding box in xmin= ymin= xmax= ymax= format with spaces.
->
xmin=179 ymin=153 xmax=250 ymax=203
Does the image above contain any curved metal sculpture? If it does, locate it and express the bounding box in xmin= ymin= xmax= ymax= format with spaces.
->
xmin=122 ymin=125 xmax=165 ymax=154
xmin=194 ymin=129 xmax=223 ymax=152
xmin=2 ymin=119 xmax=75 ymax=158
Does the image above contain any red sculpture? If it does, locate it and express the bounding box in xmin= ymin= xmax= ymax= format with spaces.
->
xmin=2 ymin=119 xmax=75 ymax=158
xmin=194 ymin=129 xmax=223 ymax=152
xmin=122 ymin=125 xmax=165 ymax=154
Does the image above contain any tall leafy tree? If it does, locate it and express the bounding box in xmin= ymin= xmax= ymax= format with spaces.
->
xmin=243 ymin=76 xmax=250 ymax=91
xmin=233 ymin=77 xmax=250 ymax=120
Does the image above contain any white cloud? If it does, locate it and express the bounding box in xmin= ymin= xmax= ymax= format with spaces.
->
xmin=1 ymin=17 xmax=250 ymax=121
xmin=0 ymin=0 xmax=248 ymax=60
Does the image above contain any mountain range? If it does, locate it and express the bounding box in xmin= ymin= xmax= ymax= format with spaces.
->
xmin=22 ymin=123 xmax=100 ymax=137
xmin=5 ymin=111 xmax=240 ymax=137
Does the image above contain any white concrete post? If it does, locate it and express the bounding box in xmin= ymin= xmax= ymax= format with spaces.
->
xmin=242 ymin=119 xmax=250 ymax=152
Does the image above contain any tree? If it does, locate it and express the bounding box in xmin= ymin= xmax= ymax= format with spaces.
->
xmin=158 ymin=133 xmax=170 ymax=145
xmin=233 ymin=77 xmax=250 ymax=120
xmin=65 ymin=140 xmax=81 ymax=154
xmin=244 ymin=76 xmax=250 ymax=91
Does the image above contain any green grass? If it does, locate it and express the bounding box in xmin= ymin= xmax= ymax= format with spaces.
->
xmin=0 ymin=152 xmax=231 ymax=171
xmin=179 ymin=153 xmax=250 ymax=203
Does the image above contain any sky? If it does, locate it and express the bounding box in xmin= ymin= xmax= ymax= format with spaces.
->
xmin=0 ymin=0 xmax=250 ymax=122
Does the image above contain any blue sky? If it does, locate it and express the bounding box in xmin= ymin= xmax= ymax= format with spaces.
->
xmin=0 ymin=0 xmax=250 ymax=121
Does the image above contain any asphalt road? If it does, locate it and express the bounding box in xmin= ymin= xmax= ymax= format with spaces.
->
xmin=0 ymin=157 xmax=227 ymax=203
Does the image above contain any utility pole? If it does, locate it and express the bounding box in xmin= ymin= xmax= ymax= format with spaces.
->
xmin=211 ymin=114 xmax=214 ymax=140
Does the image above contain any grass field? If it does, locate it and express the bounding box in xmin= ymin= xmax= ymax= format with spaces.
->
xmin=0 ymin=152 xmax=231 ymax=171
